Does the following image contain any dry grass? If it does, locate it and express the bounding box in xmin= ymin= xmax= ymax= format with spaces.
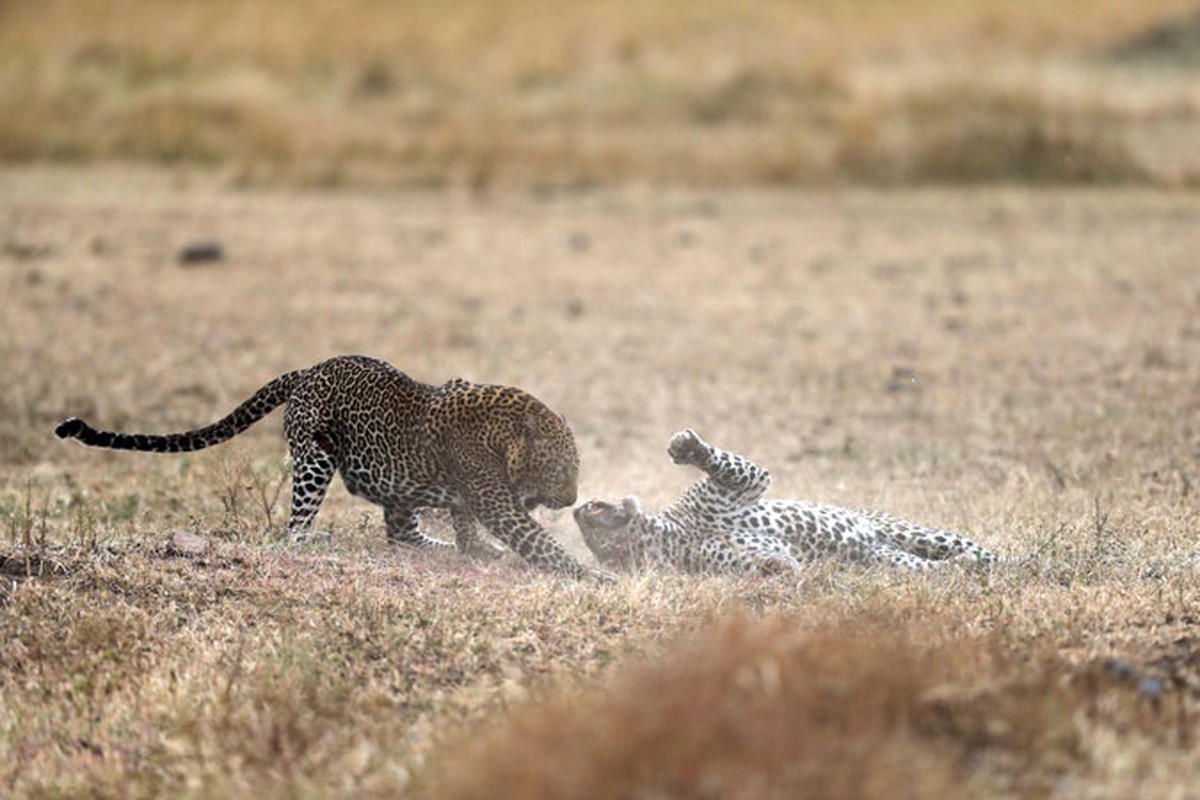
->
xmin=422 ymin=609 xmax=1198 ymax=800
xmin=836 ymin=86 xmax=1154 ymax=184
xmin=2 ymin=169 xmax=1200 ymax=796
xmin=1 ymin=0 xmax=1198 ymax=186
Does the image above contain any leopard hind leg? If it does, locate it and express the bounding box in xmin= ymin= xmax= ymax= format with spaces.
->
xmin=858 ymin=509 xmax=998 ymax=567
xmin=864 ymin=541 xmax=938 ymax=571
xmin=281 ymin=403 xmax=340 ymax=540
xmin=285 ymin=446 xmax=337 ymax=540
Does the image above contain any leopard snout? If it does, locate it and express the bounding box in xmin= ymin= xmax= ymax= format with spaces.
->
xmin=521 ymin=487 xmax=576 ymax=511
xmin=545 ymin=486 xmax=577 ymax=510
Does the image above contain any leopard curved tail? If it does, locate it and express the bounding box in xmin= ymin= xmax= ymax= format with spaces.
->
xmin=54 ymin=368 xmax=305 ymax=453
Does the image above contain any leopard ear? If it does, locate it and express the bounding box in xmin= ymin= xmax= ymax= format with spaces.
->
xmin=620 ymin=496 xmax=642 ymax=517
xmin=520 ymin=410 xmax=546 ymax=441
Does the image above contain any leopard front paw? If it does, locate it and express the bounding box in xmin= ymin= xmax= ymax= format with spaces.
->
xmin=668 ymin=428 xmax=708 ymax=465
xmin=589 ymin=567 xmax=619 ymax=585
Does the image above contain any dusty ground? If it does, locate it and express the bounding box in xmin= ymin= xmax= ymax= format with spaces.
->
xmin=2 ymin=168 xmax=1199 ymax=797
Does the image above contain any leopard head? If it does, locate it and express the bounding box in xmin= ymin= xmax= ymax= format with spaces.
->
xmin=433 ymin=381 xmax=580 ymax=514
xmin=573 ymin=496 xmax=643 ymax=569
xmin=506 ymin=404 xmax=580 ymax=512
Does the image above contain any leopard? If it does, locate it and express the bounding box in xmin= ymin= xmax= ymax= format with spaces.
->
xmin=574 ymin=428 xmax=999 ymax=576
xmin=56 ymin=355 xmax=600 ymax=579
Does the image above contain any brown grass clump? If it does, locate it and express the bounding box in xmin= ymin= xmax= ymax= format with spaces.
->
xmin=423 ymin=615 xmax=964 ymax=799
xmin=838 ymin=87 xmax=1151 ymax=184
xmin=424 ymin=611 xmax=1176 ymax=799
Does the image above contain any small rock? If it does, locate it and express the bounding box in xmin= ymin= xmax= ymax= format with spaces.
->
xmin=169 ymin=531 xmax=211 ymax=555
xmin=568 ymin=231 xmax=591 ymax=252
xmin=885 ymin=366 xmax=919 ymax=394
xmin=674 ymin=229 xmax=698 ymax=248
xmin=178 ymin=239 xmax=225 ymax=266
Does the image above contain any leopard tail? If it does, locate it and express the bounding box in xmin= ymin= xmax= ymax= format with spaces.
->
xmin=54 ymin=368 xmax=306 ymax=453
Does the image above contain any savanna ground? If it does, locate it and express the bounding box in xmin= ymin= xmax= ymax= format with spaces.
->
xmin=2 ymin=2 xmax=1200 ymax=798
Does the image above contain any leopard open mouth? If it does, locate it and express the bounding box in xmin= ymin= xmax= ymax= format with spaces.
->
xmin=573 ymin=499 xmax=610 ymax=520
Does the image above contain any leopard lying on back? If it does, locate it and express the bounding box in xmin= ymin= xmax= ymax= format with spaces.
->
xmin=574 ymin=428 xmax=998 ymax=575
xmin=56 ymin=355 xmax=602 ymax=580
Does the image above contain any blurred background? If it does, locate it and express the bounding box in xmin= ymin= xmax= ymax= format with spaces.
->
xmin=2 ymin=0 xmax=1198 ymax=190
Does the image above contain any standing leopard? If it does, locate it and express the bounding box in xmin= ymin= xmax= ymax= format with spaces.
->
xmin=574 ymin=428 xmax=998 ymax=576
xmin=56 ymin=355 xmax=599 ymax=579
